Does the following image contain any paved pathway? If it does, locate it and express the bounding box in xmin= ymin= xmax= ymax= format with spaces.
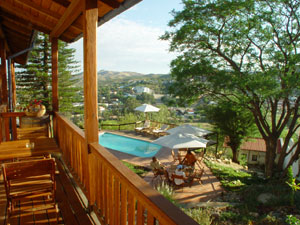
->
xmin=101 ymin=130 xmax=224 ymax=206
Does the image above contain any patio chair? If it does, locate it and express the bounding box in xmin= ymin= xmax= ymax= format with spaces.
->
xmin=190 ymin=168 xmax=204 ymax=184
xmin=2 ymin=158 xmax=58 ymax=223
xmin=196 ymin=151 xmax=205 ymax=169
xmin=151 ymin=168 xmax=164 ymax=183
xmin=151 ymin=124 xmax=169 ymax=137
xmin=135 ymin=120 xmax=151 ymax=134
xmin=171 ymin=150 xmax=182 ymax=164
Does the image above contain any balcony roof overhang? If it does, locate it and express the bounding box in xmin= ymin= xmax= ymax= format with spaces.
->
xmin=0 ymin=0 xmax=141 ymax=64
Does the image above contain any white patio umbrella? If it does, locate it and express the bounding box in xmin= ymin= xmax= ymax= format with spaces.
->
xmin=134 ymin=104 xmax=160 ymax=112
xmin=153 ymin=132 xmax=211 ymax=149
xmin=134 ymin=104 xmax=160 ymax=120
xmin=167 ymin=124 xmax=212 ymax=137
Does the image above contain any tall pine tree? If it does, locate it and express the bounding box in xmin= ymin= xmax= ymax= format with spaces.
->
xmin=16 ymin=33 xmax=83 ymax=122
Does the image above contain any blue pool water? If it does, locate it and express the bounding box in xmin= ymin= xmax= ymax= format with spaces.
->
xmin=99 ymin=133 xmax=162 ymax=158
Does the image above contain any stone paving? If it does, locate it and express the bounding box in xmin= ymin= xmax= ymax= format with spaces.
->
xmin=100 ymin=130 xmax=224 ymax=206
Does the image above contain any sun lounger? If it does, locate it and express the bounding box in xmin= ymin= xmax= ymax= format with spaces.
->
xmin=135 ymin=120 xmax=151 ymax=133
xmin=151 ymin=124 xmax=169 ymax=137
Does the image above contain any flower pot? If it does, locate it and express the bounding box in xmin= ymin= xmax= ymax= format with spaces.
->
xmin=25 ymin=105 xmax=46 ymax=117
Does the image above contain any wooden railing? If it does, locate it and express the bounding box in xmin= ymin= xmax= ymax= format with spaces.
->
xmin=0 ymin=111 xmax=51 ymax=142
xmin=0 ymin=112 xmax=26 ymax=142
xmin=53 ymin=112 xmax=198 ymax=225
xmin=53 ymin=112 xmax=89 ymax=191
xmin=100 ymin=121 xmax=139 ymax=130
xmin=100 ymin=120 xmax=177 ymax=131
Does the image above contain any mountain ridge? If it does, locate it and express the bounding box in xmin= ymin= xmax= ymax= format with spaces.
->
xmin=77 ymin=70 xmax=170 ymax=82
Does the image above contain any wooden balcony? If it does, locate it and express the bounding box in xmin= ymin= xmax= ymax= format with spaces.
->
xmin=0 ymin=111 xmax=199 ymax=225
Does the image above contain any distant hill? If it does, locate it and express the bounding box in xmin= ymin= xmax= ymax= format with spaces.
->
xmin=75 ymin=70 xmax=170 ymax=85
xmin=98 ymin=70 xmax=145 ymax=81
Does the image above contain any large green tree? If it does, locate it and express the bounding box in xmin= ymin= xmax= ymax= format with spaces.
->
xmin=162 ymin=0 xmax=300 ymax=177
xmin=16 ymin=33 xmax=82 ymax=120
xmin=16 ymin=34 xmax=51 ymax=109
xmin=57 ymin=41 xmax=83 ymax=117
xmin=205 ymin=100 xmax=255 ymax=163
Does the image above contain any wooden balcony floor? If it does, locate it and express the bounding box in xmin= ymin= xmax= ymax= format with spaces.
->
xmin=0 ymin=157 xmax=95 ymax=225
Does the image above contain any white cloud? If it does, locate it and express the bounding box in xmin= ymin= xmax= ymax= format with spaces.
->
xmin=70 ymin=18 xmax=176 ymax=74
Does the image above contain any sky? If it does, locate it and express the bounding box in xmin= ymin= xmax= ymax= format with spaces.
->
xmin=69 ymin=0 xmax=183 ymax=74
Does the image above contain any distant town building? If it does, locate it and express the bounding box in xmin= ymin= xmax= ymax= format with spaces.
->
xmin=99 ymin=106 xmax=106 ymax=112
xmin=133 ymin=86 xmax=152 ymax=94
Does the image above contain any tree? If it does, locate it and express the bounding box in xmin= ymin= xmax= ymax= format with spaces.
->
xmin=16 ymin=33 xmax=82 ymax=121
xmin=162 ymin=0 xmax=300 ymax=177
xmin=57 ymin=41 xmax=83 ymax=117
xmin=205 ymin=101 xmax=255 ymax=163
xmin=16 ymin=34 xmax=51 ymax=109
xmin=122 ymin=97 xmax=141 ymax=114
xmin=136 ymin=93 xmax=156 ymax=104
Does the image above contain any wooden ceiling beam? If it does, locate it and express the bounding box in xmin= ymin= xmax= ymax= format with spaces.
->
xmin=2 ymin=21 xmax=32 ymax=37
xmin=5 ymin=29 xmax=31 ymax=42
xmin=50 ymin=0 xmax=83 ymax=38
xmin=14 ymin=0 xmax=82 ymax=32
xmin=0 ymin=8 xmax=74 ymax=42
xmin=99 ymin=0 xmax=121 ymax=9
xmin=0 ymin=1 xmax=55 ymax=31
xmin=52 ymin=0 xmax=70 ymax=8
xmin=1 ymin=11 xmax=33 ymax=30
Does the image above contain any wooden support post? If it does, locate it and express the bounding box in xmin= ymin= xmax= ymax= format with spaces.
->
xmin=83 ymin=0 xmax=98 ymax=205
xmin=51 ymin=38 xmax=59 ymax=112
xmin=0 ymin=39 xmax=8 ymax=106
xmin=83 ymin=0 xmax=98 ymax=145
xmin=11 ymin=60 xmax=16 ymax=111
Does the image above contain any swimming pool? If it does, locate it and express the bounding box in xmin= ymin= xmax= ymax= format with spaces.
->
xmin=99 ymin=133 xmax=162 ymax=158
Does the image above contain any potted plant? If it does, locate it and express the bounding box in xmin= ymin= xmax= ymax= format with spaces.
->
xmin=25 ymin=99 xmax=46 ymax=117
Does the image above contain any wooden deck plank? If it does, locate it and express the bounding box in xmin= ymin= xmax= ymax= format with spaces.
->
xmin=55 ymin=175 xmax=79 ymax=225
xmin=18 ymin=199 xmax=35 ymax=225
xmin=56 ymin=160 xmax=93 ymax=225
xmin=32 ymin=197 xmax=51 ymax=225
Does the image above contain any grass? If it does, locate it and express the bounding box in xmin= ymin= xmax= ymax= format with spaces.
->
xmin=204 ymin=160 xmax=263 ymax=192
xmin=122 ymin=161 xmax=150 ymax=177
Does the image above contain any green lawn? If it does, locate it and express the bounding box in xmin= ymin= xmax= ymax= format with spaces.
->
xmin=122 ymin=161 xmax=150 ymax=177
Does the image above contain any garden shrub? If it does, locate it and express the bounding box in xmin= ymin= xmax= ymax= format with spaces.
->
xmin=183 ymin=208 xmax=212 ymax=225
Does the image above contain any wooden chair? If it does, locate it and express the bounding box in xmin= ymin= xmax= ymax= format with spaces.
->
xmin=196 ymin=151 xmax=205 ymax=169
xmin=191 ymin=168 xmax=204 ymax=184
xmin=151 ymin=168 xmax=164 ymax=183
xmin=2 ymin=158 xmax=58 ymax=223
xmin=171 ymin=150 xmax=182 ymax=164
xmin=171 ymin=173 xmax=194 ymax=191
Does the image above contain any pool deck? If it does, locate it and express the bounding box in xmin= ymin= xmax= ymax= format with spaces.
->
xmin=100 ymin=130 xmax=224 ymax=207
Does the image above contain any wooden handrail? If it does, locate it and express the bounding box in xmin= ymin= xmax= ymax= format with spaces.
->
xmin=53 ymin=113 xmax=198 ymax=224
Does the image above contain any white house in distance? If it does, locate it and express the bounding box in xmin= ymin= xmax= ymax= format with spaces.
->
xmin=133 ymin=86 xmax=153 ymax=94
